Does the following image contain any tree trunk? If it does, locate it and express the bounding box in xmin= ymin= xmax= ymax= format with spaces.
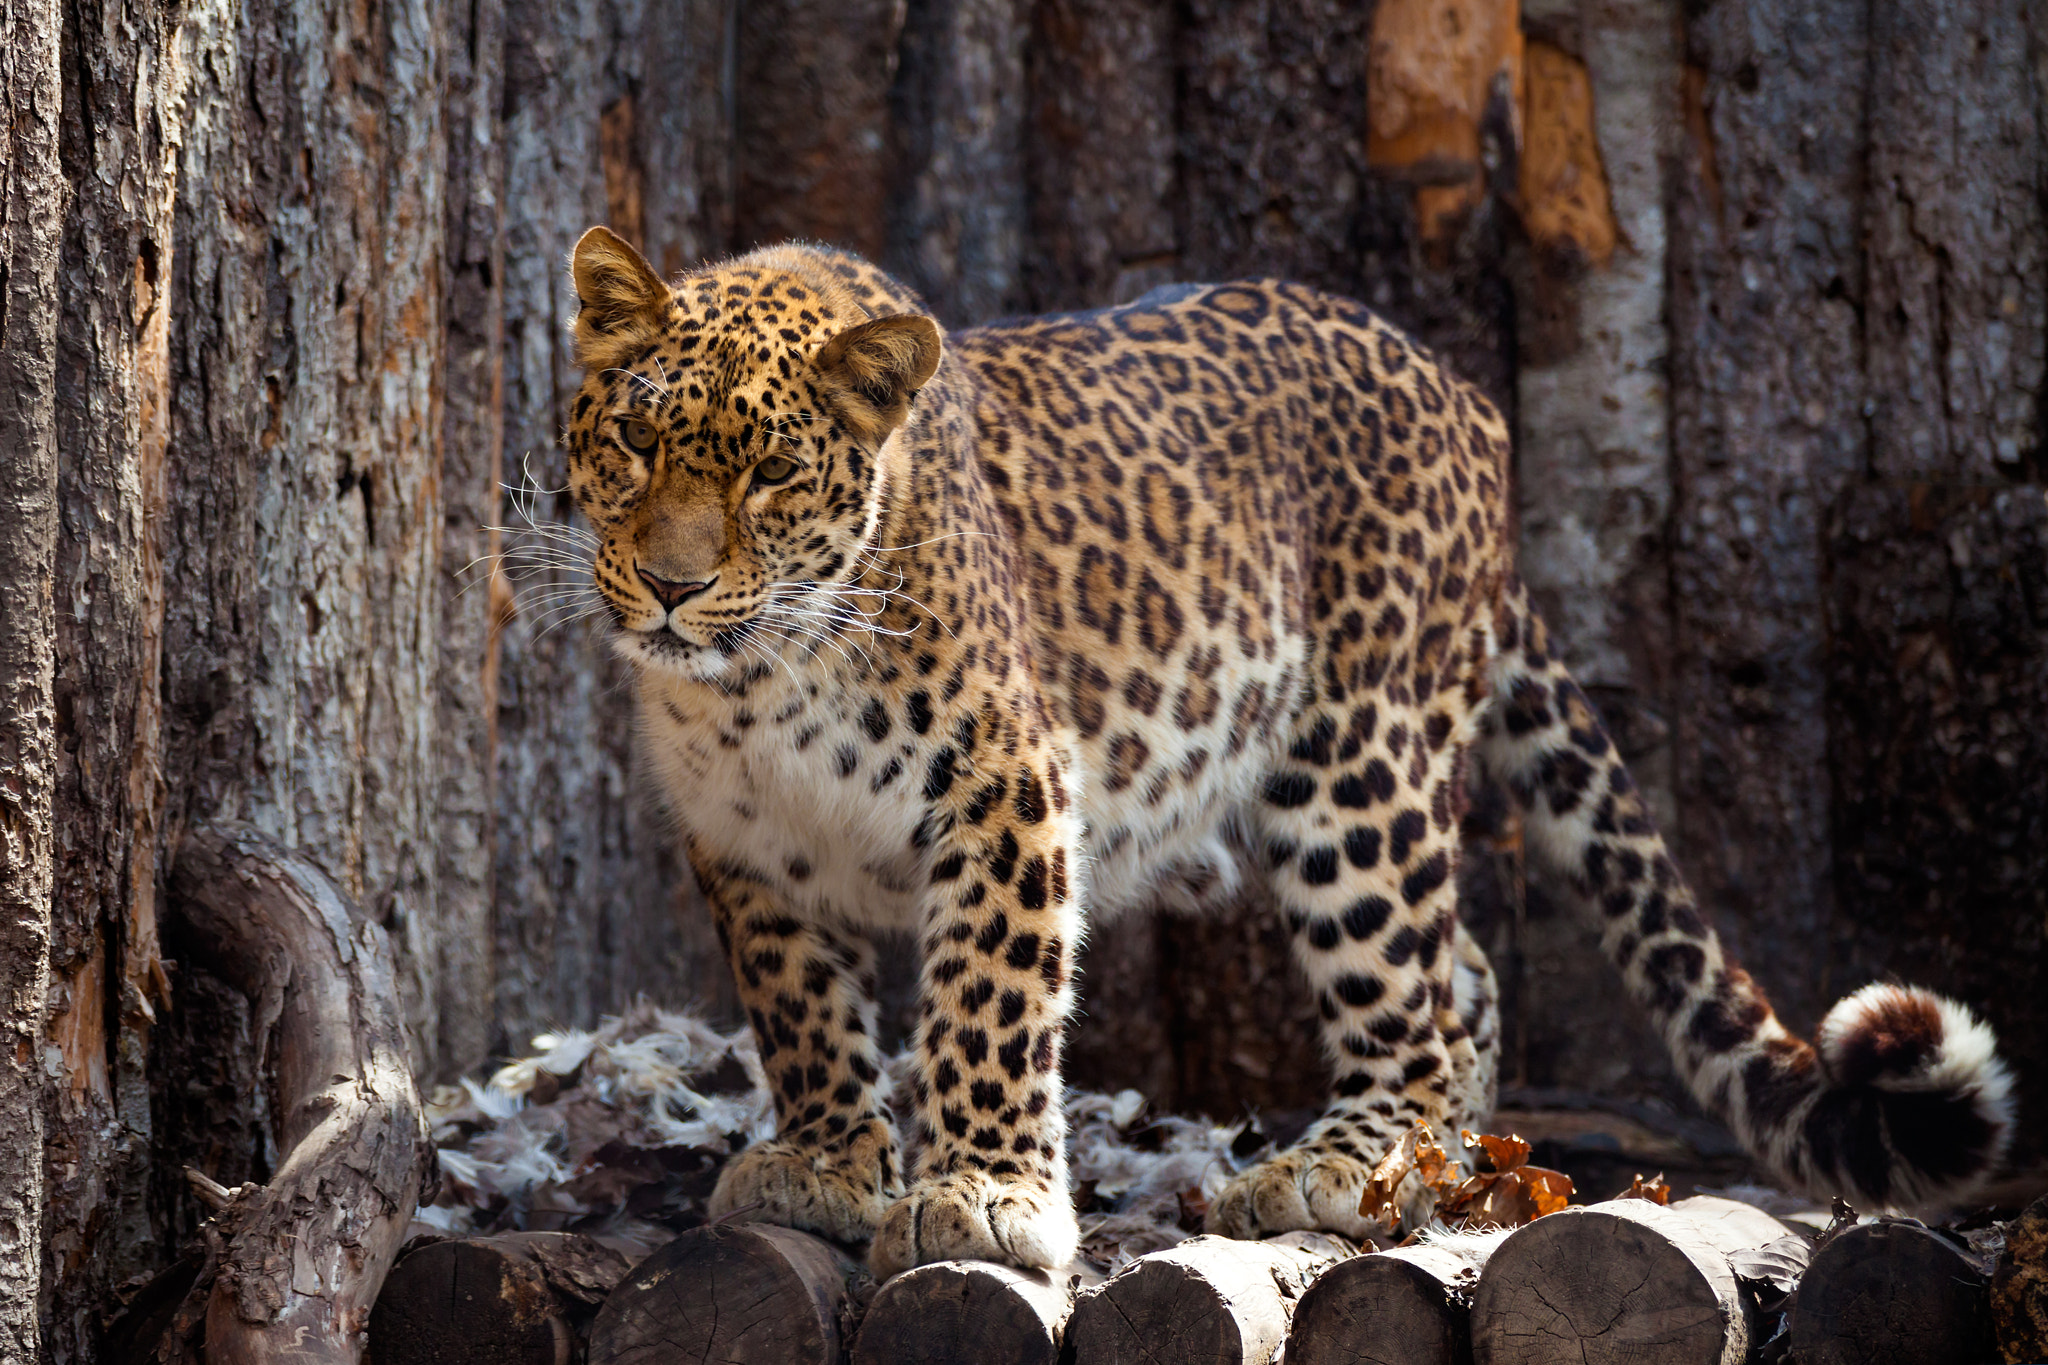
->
xmin=0 ymin=0 xmax=65 ymax=1355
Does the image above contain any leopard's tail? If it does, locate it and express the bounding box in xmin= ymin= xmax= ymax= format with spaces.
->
xmin=1473 ymin=583 xmax=2013 ymax=1212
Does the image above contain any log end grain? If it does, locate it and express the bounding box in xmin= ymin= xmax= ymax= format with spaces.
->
xmin=1471 ymin=1201 xmax=1754 ymax=1365
xmin=1066 ymin=1232 xmax=1350 ymax=1365
xmin=1788 ymin=1221 xmax=1993 ymax=1365
xmin=368 ymin=1239 xmax=571 ymax=1365
xmin=587 ymin=1223 xmax=863 ymax=1365
xmin=850 ymin=1259 xmax=1070 ymax=1365
xmin=1285 ymin=1245 xmax=1475 ymax=1365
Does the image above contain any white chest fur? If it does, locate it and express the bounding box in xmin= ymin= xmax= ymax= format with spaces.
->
xmin=637 ymin=671 xmax=937 ymax=930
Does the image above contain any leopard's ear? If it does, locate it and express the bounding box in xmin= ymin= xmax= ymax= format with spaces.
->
xmin=570 ymin=226 xmax=667 ymax=370
xmin=814 ymin=314 xmax=943 ymax=446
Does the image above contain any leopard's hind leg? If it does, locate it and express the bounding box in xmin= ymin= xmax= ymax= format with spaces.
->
xmin=1208 ymin=674 xmax=1491 ymax=1240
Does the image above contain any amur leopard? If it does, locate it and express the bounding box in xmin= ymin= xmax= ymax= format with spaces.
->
xmin=559 ymin=226 xmax=2013 ymax=1278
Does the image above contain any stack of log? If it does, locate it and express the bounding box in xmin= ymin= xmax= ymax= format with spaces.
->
xmin=122 ymin=824 xmax=2045 ymax=1364
xmin=360 ymin=1191 xmax=2038 ymax=1365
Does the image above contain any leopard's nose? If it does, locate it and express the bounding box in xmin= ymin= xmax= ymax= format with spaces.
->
xmin=637 ymin=566 xmax=713 ymax=611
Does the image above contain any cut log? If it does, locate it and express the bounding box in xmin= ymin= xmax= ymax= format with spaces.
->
xmin=1994 ymin=1195 xmax=2048 ymax=1364
xmin=1065 ymin=1231 xmax=1353 ymax=1365
xmin=1471 ymin=1195 xmax=1792 ymax=1365
xmin=1284 ymin=1244 xmax=1476 ymax=1365
xmin=851 ymin=1259 xmax=1072 ymax=1365
xmin=1786 ymin=1220 xmax=1994 ymax=1365
xmin=587 ymin=1223 xmax=865 ymax=1365
xmin=367 ymin=1232 xmax=633 ymax=1365
xmin=168 ymin=822 xmax=434 ymax=1365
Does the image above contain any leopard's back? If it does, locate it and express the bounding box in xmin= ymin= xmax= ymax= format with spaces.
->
xmin=951 ymin=282 xmax=1512 ymax=914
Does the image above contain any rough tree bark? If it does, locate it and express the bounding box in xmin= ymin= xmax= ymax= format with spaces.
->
xmin=0 ymin=0 xmax=65 ymax=1355
xmin=1670 ymin=0 xmax=2048 ymax=1163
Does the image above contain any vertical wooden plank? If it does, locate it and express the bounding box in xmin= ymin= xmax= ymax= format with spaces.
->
xmin=437 ymin=0 xmax=510 ymax=1081
xmin=888 ymin=0 xmax=1029 ymax=323
xmin=1667 ymin=0 xmax=1870 ymax=1031
xmin=1503 ymin=0 xmax=1681 ymax=1097
xmin=494 ymin=0 xmax=702 ymax=1049
xmin=1828 ymin=0 xmax=2048 ymax=1159
xmin=734 ymin=0 xmax=905 ymax=257
xmin=0 ymin=0 xmax=64 ymax=1356
xmin=1022 ymin=0 xmax=1178 ymax=312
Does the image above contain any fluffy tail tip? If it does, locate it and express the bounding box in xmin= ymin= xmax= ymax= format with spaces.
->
xmin=1807 ymin=983 xmax=2014 ymax=1210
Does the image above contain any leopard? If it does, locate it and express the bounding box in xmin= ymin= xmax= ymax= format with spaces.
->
xmin=557 ymin=225 xmax=2014 ymax=1279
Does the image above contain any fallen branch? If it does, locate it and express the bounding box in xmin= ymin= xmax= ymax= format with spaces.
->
xmin=169 ymin=821 xmax=432 ymax=1365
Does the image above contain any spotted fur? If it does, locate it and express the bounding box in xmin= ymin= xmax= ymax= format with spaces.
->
xmin=558 ymin=227 xmax=2013 ymax=1277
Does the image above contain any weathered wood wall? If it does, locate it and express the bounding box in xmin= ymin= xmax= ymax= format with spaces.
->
xmin=5 ymin=0 xmax=2044 ymax=1357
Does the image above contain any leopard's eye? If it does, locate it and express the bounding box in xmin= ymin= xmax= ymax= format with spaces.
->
xmin=620 ymin=419 xmax=658 ymax=454
xmin=752 ymin=454 xmax=799 ymax=488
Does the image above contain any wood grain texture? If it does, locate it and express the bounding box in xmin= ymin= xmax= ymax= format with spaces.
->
xmin=1285 ymin=1244 xmax=1476 ymax=1365
xmin=1787 ymin=1221 xmax=1995 ymax=1365
xmin=1471 ymin=1197 xmax=1789 ymax=1365
xmin=852 ymin=1259 xmax=1072 ymax=1365
xmin=588 ymin=1223 xmax=865 ymax=1365
xmin=1067 ymin=1232 xmax=1352 ymax=1365
xmin=0 ymin=0 xmax=64 ymax=1354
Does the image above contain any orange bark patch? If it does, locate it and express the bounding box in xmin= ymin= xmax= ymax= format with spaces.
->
xmin=1366 ymin=0 xmax=1524 ymax=243
xmin=1517 ymin=41 xmax=1616 ymax=267
xmin=600 ymin=95 xmax=647 ymax=250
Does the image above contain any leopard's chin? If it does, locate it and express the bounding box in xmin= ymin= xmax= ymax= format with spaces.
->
xmin=613 ymin=624 xmax=732 ymax=682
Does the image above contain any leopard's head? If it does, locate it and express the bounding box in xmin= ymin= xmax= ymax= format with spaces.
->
xmin=562 ymin=227 xmax=941 ymax=681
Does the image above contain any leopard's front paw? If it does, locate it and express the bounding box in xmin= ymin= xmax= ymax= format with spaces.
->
xmin=870 ymin=1171 xmax=1079 ymax=1280
xmin=1207 ymin=1146 xmax=1378 ymax=1241
xmin=708 ymin=1138 xmax=897 ymax=1244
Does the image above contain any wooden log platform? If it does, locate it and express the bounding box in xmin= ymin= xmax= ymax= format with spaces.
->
xmin=1786 ymin=1220 xmax=1994 ymax=1365
xmin=1065 ymin=1231 xmax=1353 ymax=1365
xmin=1284 ymin=1243 xmax=1477 ymax=1365
xmin=367 ymin=1232 xmax=632 ymax=1365
xmin=851 ymin=1259 xmax=1074 ymax=1365
xmin=1470 ymin=1195 xmax=1791 ymax=1365
xmin=585 ymin=1223 xmax=866 ymax=1365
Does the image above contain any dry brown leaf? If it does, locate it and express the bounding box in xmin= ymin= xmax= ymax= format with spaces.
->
xmin=1616 ymin=1172 xmax=1671 ymax=1205
xmin=1359 ymin=1123 xmax=1453 ymax=1229
xmin=1462 ymin=1129 xmax=1533 ymax=1174
xmin=1446 ymin=1165 xmax=1575 ymax=1229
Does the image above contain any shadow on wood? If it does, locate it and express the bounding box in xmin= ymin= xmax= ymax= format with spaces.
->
xmin=1787 ymin=1220 xmax=1993 ymax=1365
xmin=586 ymin=1223 xmax=865 ymax=1365
xmin=851 ymin=1259 xmax=1072 ymax=1365
xmin=1066 ymin=1232 xmax=1351 ymax=1365
xmin=1471 ymin=1196 xmax=1789 ymax=1365
xmin=1286 ymin=1243 xmax=1477 ymax=1365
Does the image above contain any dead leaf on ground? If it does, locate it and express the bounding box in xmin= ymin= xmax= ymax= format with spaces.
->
xmin=1446 ymin=1164 xmax=1575 ymax=1228
xmin=1463 ymin=1130 xmax=1533 ymax=1175
xmin=1616 ymin=1172 xmax=1671 ymax=1205
xmin=1361 ymin=1124 xmax=1575 ymax=1233
xmin=1359 ymin=1123 xmax=1457 ymax=1228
